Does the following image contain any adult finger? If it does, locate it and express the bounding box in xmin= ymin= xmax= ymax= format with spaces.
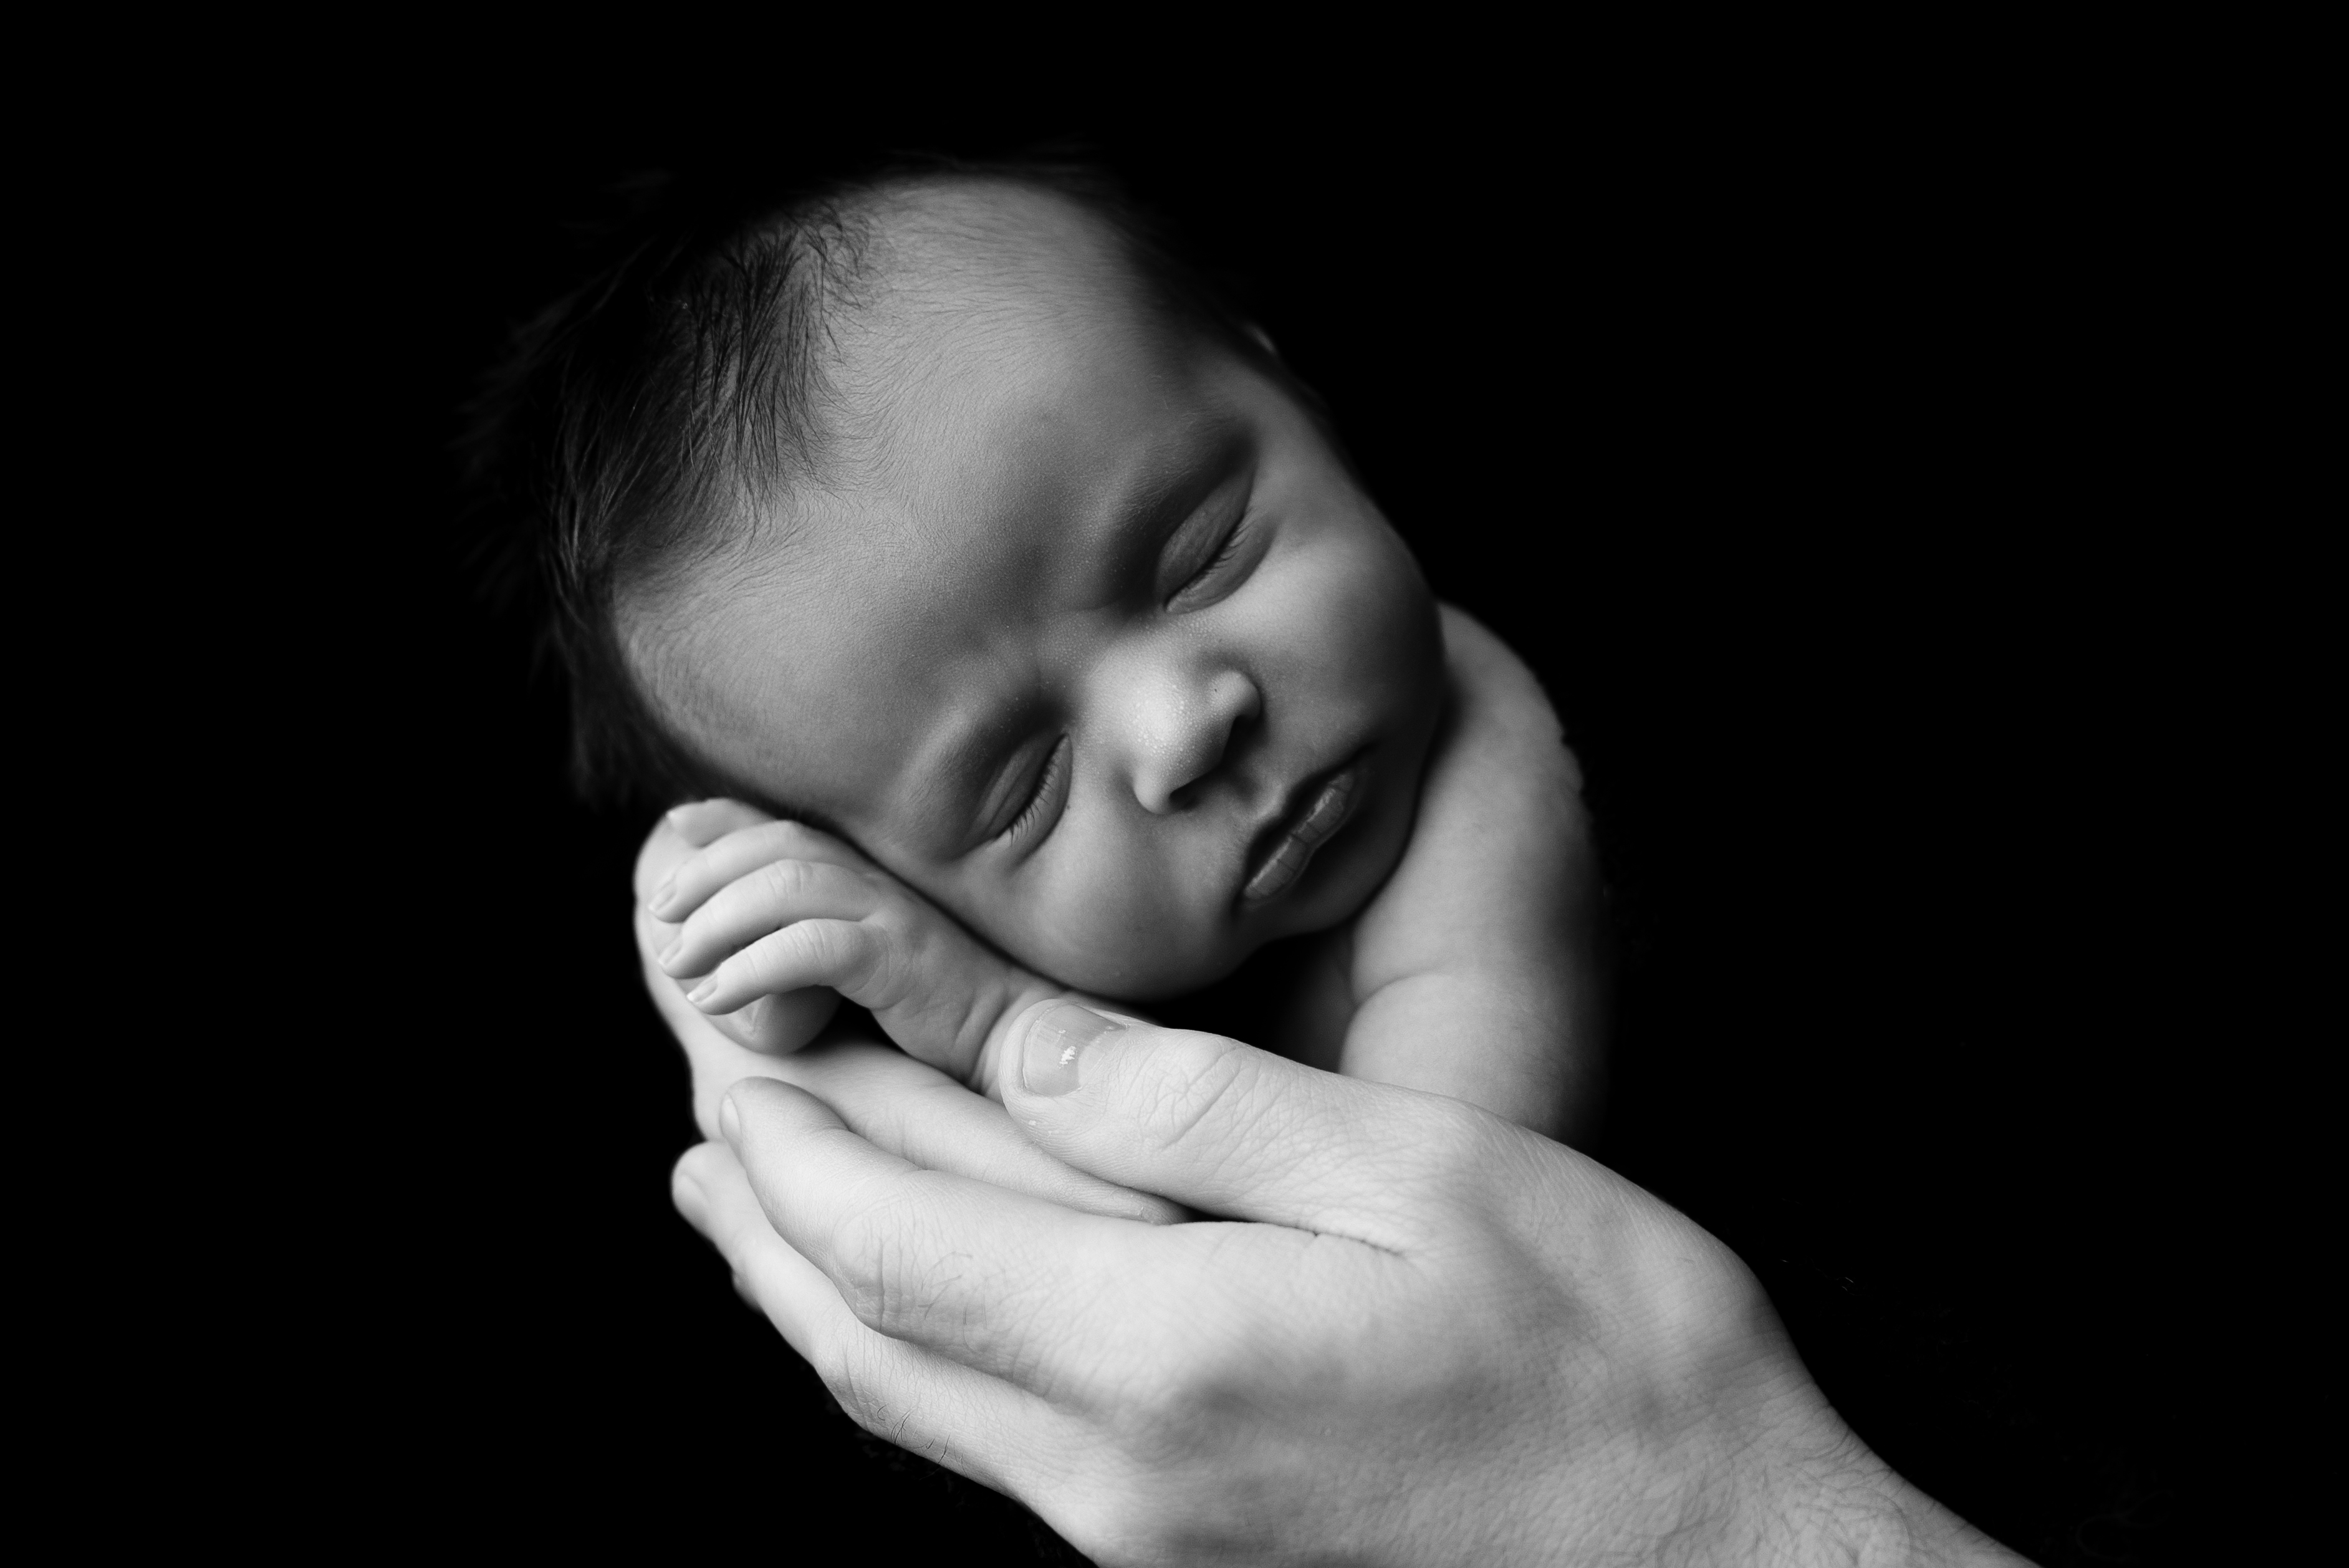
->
xmin=721 ymin=1077 xmax=1153 ymax=1394
xmin=671 ymin=1140 xmax=1053 ymax=1495
xmin=996 ymin=999 xmax=1500 ymax=1251
xmin=671 ymin=1139 xmax=846 ymax=1365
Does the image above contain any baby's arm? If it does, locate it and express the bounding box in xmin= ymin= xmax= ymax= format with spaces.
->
xmin=1295 ymin=606 xmax=1603 ymax=1142
xmin=644 ymin=806 xmax=1103 ymax=1092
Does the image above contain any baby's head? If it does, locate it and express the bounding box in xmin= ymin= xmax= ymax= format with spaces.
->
xmin=489 ymin=161 xmax=1443 ymax=998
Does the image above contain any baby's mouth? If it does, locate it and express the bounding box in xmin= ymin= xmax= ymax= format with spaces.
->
xmin=1241 ymin=762 xmax=1362 ymax=905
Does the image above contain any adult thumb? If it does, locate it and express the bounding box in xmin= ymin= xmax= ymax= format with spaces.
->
xmin=997 ymin=999 xmax=1479 ymax=1246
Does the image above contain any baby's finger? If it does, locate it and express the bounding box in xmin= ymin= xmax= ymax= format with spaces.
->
xmin=686 ymin=919 xmax=883 ymax=1016
xmin=664 ymin=798 xmax=775 ymax=849
xmin=648 ymin=819 xmax=872 ymax=923
xmin=722 ymin=989 xmax=846 ymax=1056
xmin=658 ymin=858 xmax=883 ymax=979
xmin=635 ymin=800 xmax=777 ymax=907
xmin=635 ymin=815 xmax=701 ymax=907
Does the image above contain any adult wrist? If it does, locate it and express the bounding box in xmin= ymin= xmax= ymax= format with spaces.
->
xmin=1764 ymin=1429 xmax=2023 ymax=1568
xmin=1601 ymin=1365 xmax=2023 ymax=1568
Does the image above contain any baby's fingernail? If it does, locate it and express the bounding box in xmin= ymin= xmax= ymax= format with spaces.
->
xmin=719 ymin=1092 xmax=741 ymax=1145
xmin=686 ymin=979 xmax=717 ymax=1006
xmin=1022 ymin=1003 xmax=1122 ymax=1096
xmin=650 ymin=875 xmax=678 ymax=915
xmin=656 ymin=937 xmax=682 ymax=968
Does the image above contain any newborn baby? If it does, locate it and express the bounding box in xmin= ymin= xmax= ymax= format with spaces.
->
xmin=495 ymin=163 xmax=1599 ymax=1141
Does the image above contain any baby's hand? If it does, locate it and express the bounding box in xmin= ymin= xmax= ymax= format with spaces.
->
xmin=645 ymin=800 xmax=1065 ymax=1088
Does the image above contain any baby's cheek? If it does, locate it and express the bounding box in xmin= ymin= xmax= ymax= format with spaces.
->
xmin=1332 ymin=534 xmax=1440 ymax=684
xmin=1258 ymin=519 xmax=1438 ymax=704
xmin=1007 ymin=844 xmax=1231 ymax=1001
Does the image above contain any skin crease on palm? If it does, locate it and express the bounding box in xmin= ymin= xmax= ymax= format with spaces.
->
xmin=625 ymin=181 xmax=1446 ymax=1001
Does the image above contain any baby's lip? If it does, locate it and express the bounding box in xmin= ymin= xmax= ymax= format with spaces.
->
xmin=1240 ymin=756 xmax=1366 ymax=906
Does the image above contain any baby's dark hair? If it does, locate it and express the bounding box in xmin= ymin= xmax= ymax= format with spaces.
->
xmin=464 ymin=150 xmax=1295 ymax=815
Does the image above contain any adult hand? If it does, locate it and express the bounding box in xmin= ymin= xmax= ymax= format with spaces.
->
xmin=673 ymin=1002 xmax=2022 ymax=1565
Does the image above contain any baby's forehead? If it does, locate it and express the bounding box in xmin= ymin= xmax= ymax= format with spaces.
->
xmin=824 ymin=181 xmax=1182 ymax=436
xmin=639 ymin=193 xmax=1249 ymax=829
xmin=853 ymin=179 xmax=1146 ymax=324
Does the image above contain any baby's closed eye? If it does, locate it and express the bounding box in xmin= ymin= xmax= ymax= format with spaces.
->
xmin=997 ymin=734 xmax=1072 ymax=847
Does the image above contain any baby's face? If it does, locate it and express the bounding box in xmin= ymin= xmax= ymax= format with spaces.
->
xmin=632 ymin=188 xmax=1443 ymax=998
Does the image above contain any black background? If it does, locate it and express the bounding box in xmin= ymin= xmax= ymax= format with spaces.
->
xmin=175 ymin=70 xmax=2294 ymax=1563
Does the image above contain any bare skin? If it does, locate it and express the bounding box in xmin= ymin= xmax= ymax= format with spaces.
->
xmin=649 ymin=605 xmax=1598 ymax=1140
xmin=656 ymin=994 xmax=2027 ymax=1566
xmin=638 ymin=178 xmax=1598 ymax=1139
xmin=629 ymin=180 xmax=1445 ymax=1003
xmin=621 ymin=175 xmax=2019 ymax=1564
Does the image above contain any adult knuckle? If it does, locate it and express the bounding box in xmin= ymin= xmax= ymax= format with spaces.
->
xmin=1128 ymin=1348 xmax=1224 ymax=1431
xmin=1108 ymin=1334 xmax=1271 ymax=1473
xmin=1417 ymin=1097 xmax=1490 ymax=1166
xmin=826 ymin=1187 xmax=949 ymax=1338
xmin=1127 ymin=1036 xmax=1264 ymax=1155
xmin=824 ymin=1195 xmax=896 ymax=1317
xmin=1337 ymin=1101 xmax=1495 ymax=1231
xmin=824 ymin=1333 xmax=907 ymax=1436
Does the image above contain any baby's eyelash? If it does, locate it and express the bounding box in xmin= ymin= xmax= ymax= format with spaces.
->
xmin=1173 ymin=515 xmax=1252 ymax=604
xmin=1004 ymin=735 xmax=1070 ymax=843
xmin=1196 ymin=526 xmax=1246 ymax=582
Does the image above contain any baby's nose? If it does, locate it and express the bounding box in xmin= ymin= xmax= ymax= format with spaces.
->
xmin=1128 ymin=668 xmax=1261 ymax=815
